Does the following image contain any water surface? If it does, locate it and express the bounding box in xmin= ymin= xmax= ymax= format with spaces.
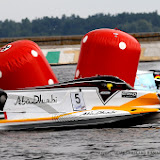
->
xmin=1 ymin=62 xmax=160 ymax=160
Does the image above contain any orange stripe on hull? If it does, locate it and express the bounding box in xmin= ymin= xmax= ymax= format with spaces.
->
xmin=121 ymin=93 xmax=160 ymax=108
xmin=0 ymin=117 xmax=53 ymax=123
xmin=0 ymin=112 xmax=80 ymax=124
xmin=92 ymin=93 xmax=160 ymax=114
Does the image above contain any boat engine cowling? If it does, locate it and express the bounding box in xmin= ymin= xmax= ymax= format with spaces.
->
xmin=75 ymin=29 xmax=141 ymax=87
xmin=0 ymin=89 xmax=7 ymax=111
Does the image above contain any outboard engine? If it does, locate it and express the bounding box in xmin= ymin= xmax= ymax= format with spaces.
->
xmin=0 ymin=89 xmax=7 ymax=111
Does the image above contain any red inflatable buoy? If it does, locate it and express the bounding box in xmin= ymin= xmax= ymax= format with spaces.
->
xmin=75 ymin=29 xmax=141 ymax=87
xmin=0 ymin=40 xmax=58 ymax=90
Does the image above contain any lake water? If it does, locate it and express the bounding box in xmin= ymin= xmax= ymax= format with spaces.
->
xmin=1 ymin=62 xmax=160 ymax=160
xmin=52 ymin=61 xmax=160 ymax=82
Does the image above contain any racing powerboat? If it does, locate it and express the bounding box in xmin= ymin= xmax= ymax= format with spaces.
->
xmin=0 ymin=28 xmax=160 ymax=130
xmin=0 ymin=75 xmax=160 ymax=130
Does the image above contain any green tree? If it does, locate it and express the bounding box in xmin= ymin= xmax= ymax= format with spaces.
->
xmin=0 ymin=11 xmax=160 ymax=37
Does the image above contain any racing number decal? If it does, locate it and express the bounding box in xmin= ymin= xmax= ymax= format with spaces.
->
xmin=75 ymin=93 xmax=81 ymax=104
xmin=70 ymin=92 xmax=86 ymax=111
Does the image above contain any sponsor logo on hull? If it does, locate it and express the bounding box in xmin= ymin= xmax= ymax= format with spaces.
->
xmin=14 ymin=95 xmax=57 ymax=105
xmin=122 ymin=91 xmax=137 ymax=98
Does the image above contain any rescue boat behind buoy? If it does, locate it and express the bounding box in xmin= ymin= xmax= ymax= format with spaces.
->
xmin=0 ymin=40 xmax=58 ymax=90
xmin=75 ymin=29 xmax=141 ymax=87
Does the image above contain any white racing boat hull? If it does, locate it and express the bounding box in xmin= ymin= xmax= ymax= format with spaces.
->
xmin=0 ymin=76 xmax=160 ymax=130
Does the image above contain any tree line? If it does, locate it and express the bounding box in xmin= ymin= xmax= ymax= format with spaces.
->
xmin=0 ymin=11 xmax=160 ymax=38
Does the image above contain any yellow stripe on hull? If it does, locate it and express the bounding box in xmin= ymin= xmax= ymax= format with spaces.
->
xmin=0 ymin=117 xmax=53 ymax=123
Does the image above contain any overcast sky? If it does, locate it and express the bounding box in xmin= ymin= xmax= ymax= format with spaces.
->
xmin=0 ymin=0 xmax=160 ymax=22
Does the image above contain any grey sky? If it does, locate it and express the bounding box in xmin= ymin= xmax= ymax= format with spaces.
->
xmin=0 ymin=0 xmax=159 ymax=22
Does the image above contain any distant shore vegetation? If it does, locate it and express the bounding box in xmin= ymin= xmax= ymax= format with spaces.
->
xmin=0 ymin=11 xmax=160 ymax=37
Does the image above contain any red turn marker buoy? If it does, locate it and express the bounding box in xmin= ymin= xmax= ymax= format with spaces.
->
xmin=0 ymin=40 xmax=58 ymax=90
xmin=75 ymin=29 xmax=141 ymax=87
